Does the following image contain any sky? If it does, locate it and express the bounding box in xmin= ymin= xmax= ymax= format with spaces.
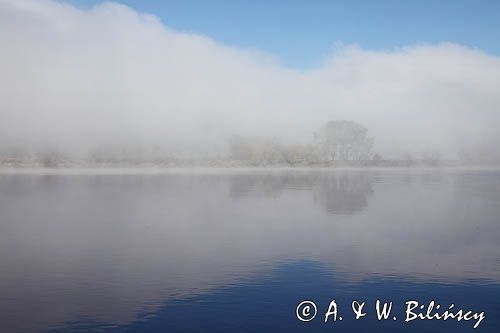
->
xmin=1 ymin=0 xmax=500 ymax=160
xmin=66 ymin=0 xmax=500 ymax=69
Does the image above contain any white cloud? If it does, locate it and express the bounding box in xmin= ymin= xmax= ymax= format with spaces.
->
xmin=1 ymin=0 xmax=500 ymax=158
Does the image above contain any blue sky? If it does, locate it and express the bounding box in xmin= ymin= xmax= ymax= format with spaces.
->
xmin=68 ymin=0 xmax=500 ymax=68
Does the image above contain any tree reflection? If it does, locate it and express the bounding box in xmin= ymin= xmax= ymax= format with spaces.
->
xmin=229 ymin=171 xmax=374 ymax=214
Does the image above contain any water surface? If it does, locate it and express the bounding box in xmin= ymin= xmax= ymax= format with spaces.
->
xmin=1 ymin=169 xmax=499 ymax=332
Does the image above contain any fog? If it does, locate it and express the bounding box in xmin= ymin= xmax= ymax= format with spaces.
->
xmin=1 ymin=0 xmax=500 ymax=160
xmin=1 ymin=170 xmax=499 ymax=331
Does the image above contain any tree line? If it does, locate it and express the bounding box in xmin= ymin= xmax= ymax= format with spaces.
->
xmin=229 ymin=120 xmax=375 ymax=166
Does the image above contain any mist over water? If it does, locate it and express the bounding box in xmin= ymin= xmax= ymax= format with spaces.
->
xmin=1 ymin=0 xmax=500 ymax=160
xmin=2 ymin=2 xmax=500 ymax=332
xmin=1 ymin=169 xmax=499 ymax=332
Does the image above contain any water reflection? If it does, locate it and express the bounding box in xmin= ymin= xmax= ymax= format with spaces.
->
xmin=229 ymin=171 xmax=374 ymax=214
xmin=0 ymin=169 xmax=499 ymax=332
xmin=50 ymin=261 xmax=499 ymax=333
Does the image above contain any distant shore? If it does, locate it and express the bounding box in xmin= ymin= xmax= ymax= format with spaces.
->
xmin=1 ymin=157 xmax=498 ymax=170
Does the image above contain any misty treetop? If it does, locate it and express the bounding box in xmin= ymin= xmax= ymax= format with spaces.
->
xmin=0 ymin=119 xmax=475 ymax=167
xmin=229 ymin=120 xmax=375 ymax=166
xmin=314 ymin=121 xmax=374 ymax=162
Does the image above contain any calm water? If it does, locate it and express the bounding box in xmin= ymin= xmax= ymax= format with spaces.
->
xmin=1 ymin=169 xmax=499 ymax=332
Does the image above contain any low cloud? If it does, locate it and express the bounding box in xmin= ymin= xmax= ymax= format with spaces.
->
xmin=1 ymin=0 xmax=500 ymax=159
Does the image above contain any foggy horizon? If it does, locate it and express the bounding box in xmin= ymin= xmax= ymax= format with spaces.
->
xmin=1 ymin=0 xmax=500 ymax=162
xmin=2 ymin=2 xmax=500 ymax=333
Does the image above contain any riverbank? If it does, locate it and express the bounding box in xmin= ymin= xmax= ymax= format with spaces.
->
xmin=0 ymin=156 xmax=484 ymax=169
